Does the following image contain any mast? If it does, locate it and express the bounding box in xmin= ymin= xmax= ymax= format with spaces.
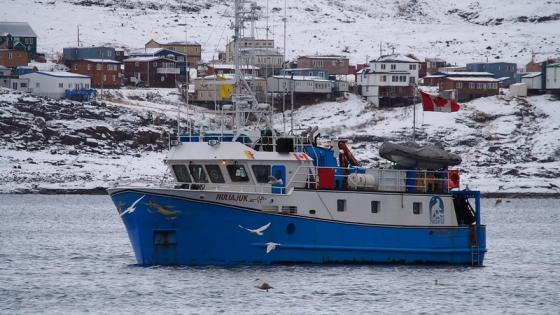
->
xmin=233 ymin=0 xmax=242 ymax=130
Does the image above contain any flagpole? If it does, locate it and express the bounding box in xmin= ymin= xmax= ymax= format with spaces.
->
xmin=412 ymin=86 xmax=417 ymax=142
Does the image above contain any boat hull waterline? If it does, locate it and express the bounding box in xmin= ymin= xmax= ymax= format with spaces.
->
xmin=110 ymin=189 xmax=486 ymax=266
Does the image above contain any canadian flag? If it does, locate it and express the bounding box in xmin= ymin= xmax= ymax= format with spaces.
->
xmin=420 ymin=91 xmax=460 ymax=112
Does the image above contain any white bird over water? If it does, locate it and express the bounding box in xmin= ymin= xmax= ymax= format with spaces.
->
xmin=238 ymin=222 xmax=271 ymax=236
xmin=265 ymin=242 xmax=280 ymax=253
xmin=120 ymin=195 xmax=145 ymax=217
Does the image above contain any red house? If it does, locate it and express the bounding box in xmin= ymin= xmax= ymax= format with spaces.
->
xmin=123 ymin=57 xmax=179 ymax=88
xmin=69 ymin=59 xmax=122 ymax=88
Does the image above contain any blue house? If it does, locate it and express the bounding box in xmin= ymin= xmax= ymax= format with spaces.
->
xmin=279 ymin=68 xmax=329 ymax=80
xmin=129 ymin=48 xmax=188 ymax=77
xmin=62 ymin=47 xmax=117 ymax=66
xmin=466 ymin=62 xmax=517 ymax=87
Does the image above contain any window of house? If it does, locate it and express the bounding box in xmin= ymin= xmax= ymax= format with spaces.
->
xmin=371 ymin=201 xmax=380 ymax=213
xmin=172 ymin=165 xmax=191 ymax=182
xmin=8 ymin=52 xmax=13 ymax=59
xmin=409 ymin=77 xmax=415 ymax=84
xmin=337 ymin=199 xmax=346 ymax=212
xmin=188 ymin=164 xmax=208 ymax=183
xmin=456 ymin=82 xmax=463 ymax=89
xmin=58 ymin=83 xmax=63 ymax=88
xmin=112 ymin=75 xmax=116 ymax=81
xmin=392 ymin=76 xmax=398 ymax=82
xmin=96 ymin=64 xmax=101 ymax=71
xmin=103 ymin=75 xmax=107 ymax=82
xmin=135 ymin=62 xmax=139 ymax=67
xmin=413 ymin=202 xmax=422 ymax=215
xmin=477 ymin=83 xmax=483 ymax=89
xmin=205 ymin=165 xmax=225 ymax=183
xmin=380 ymin=75 xmax=386 ymax=82
xmin=226 ymin=164 xmax=249 ymax=182
xmin=161 ymin=76 xmax=165 ymax=82
xmin=87 ymin=64 xmax=91 ymax=71
xmin=409 ymin=64 xmax=417 ymax=70
xmin=68 ymin=83 xmax=73 ymax=89
xmin=469 ymin=82 xmax=475 ymax=89
xmin=399 ymin=76 xmax=406 ymax=82
xmin=20 ymin=82 xmax=27 ymax=88
xmin=381 ymin=64 xmax=386 ymax=70
xmin=252 ymin=165 xmax=271 ymax=183
xmin=391 ymin=64 xmax=396 ymax=70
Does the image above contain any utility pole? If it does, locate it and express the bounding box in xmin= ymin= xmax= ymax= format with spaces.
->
xmin=101 ymin=52 xmax=104 ymax=100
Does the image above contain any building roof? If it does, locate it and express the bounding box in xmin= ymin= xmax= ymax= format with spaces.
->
xmin=467 ymin=62 xmax=517 ymax=66
xmin=299 ymin=55 xmax=348 ymax=60
xmin=82 ymin=59 xmax=121 ymax=64
xmin=446 ymin=77 xmax=500 ymax=82
xmin=440 ymin=71 xmax=495 ymax=77
xmin=423 ymin=75 xmax=446 ymax=79
xmin=22 ymin=71 xmax=90 ymax=78
xmin=373 ymin=54 xmax=419 ymax=63
xmin=239 ymin=48 xmax=283 ymax=56
xmin=521 ymin=72 xmax=541 ymax=78
xmin=122 ymin=56 xmax=176 ymax=63
xmin=272 ymin=75 xmax=331 ymax=82
xmin=207 ymin=64 xmax=259 ymax=70
xmin=149 ymin=39 xmax=200 ymax=46
xmin=0 ymin=22 xmax=37 ymax=37
xmin=130 ymin=48 xmax=186 ymax=57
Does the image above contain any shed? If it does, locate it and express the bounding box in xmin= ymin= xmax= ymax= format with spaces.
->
xmin=20 ymin=71 xmax=91 ymax=99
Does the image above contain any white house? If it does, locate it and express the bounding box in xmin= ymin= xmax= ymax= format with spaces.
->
xmin=20 ymin=71 xmax=91 ymax=99
xmin=356 ymin=54 xmax=420 ymax=107
xmin=521 ymin=72 xmax=542 ymax=90
xmin=267 ymin=75 xmax=333 ymax=94
xmin=546 ymin=63 xmax=560 ymax=90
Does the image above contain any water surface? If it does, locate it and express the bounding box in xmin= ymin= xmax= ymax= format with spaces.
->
xmin=1 ymin=195 xmax=558 ymax=314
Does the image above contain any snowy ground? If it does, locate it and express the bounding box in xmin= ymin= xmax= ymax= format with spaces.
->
xmin=2 ymin=0 xmax=560 ymax=66
xmin=1 ymin=85 xmax=559 ymax=194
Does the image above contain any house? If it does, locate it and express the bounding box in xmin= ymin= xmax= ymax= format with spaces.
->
xmin=115 ymin=48 xmax=127 ymax=62
xmin=193 ymin=74 xmax=267 ymax=103
xmin=356 ymin=54 xmax=420 ymax=107
xmin=0 ymin=65 xmax=28 ymax=91
xmin=440 ymin=77 xmax=500 ymax=102
xmin=297 ymin=55 xmax=349 ymax=75
xmin=545 ymin=63 xmax=560 ymax=90
xmin=466 ymin=62 xmax=517 ymax=87
xmin=205 ymin=63 xmax=260 ymax=77
xmin=145 ymin=39 xmax=201 ymax=66
xmin=239 ymin=48 xmax=284 ymax=77
xmin=279 ymin=68 xmax=329 ymax=80
xmin=69 ymin=59 xmax=122 ymax=88
xmin=123 ymin=57 xmax=179 ymax=88
xmin=425 ymin=58 xmax=447 ymax=75
xmin=19 ymin=71 xmax=91 ymax=99
xmin=225 ymin=37 xmax=274 ymax=63
xmin=0 ymin=49 xmax=28 ymax=68
xmin=62 ymin=47 xmax=117 ymax=66
xmin=422 ymin=71 xmax=495 ymax=87
xmin=267 ymin=75 xmax=335 ymax=104
xmin=0 ymin=22 xmax=37 ymax=55
xmin=130 ymin=48 xmax=188 ymax=77
xmin=521 ymin=72 xmax=542 ymax=90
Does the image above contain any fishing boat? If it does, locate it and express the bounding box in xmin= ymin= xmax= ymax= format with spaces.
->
xmin=107 ymin=0 xmax=486 ymax=266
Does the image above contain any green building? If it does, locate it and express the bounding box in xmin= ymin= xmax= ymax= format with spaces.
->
xmin=0 ymin=22 xmax=37 ymax=55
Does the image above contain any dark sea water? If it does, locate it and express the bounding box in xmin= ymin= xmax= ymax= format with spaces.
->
xmin=1 ymin=195 xmax=558 ymax=315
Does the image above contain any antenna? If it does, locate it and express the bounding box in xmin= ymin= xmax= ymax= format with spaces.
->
xmin=77 ymin=25 xmax=80 ymax=47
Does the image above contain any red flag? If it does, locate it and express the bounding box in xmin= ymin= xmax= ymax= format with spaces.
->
xmin=420 ymin=91 xmax=460 ymax=112
xmin=447 ymin=169 xmax=460 ymax=190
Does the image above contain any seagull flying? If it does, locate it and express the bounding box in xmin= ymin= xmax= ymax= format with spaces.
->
xmin=238 ymin=222 xmax=271 ymax=236
xmin=265 ymin=242 xmax=280 ymax=254
xmin=120 ymin=195 xmax=145 ymax=217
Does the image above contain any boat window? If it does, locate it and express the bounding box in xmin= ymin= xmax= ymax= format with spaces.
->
xmin=226 ymin=164 xmax=249 ymax=182
xmin=413 ymin=202 xmax=422 ymax=215
xmin=172 ymin=165 xmax=191 ymax=183
xmin=205 ymin=164 xmax=225 ymax=183
xmin=337 ymin=199 xmax=346 ymax=212
xmin=371 ymin=201 xmax=380 ymax=213
xmin=189 ymin=164 xmax=208 ymax=183
xmin=252 ymin=165 xmax=271 ymax=183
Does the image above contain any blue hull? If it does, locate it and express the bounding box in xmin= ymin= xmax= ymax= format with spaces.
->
xmin=110 ymin=190 xmax=486 ymax=266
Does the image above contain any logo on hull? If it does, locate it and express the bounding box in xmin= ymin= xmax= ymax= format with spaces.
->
xmin=429 ymin=196 xmax=444 ymax=224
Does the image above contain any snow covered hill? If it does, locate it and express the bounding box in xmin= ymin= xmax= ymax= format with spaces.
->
xmin=1 ymin=87 xmax=559 ymax=194
xmin=2 ymin=0 xmax=560 ymax=65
